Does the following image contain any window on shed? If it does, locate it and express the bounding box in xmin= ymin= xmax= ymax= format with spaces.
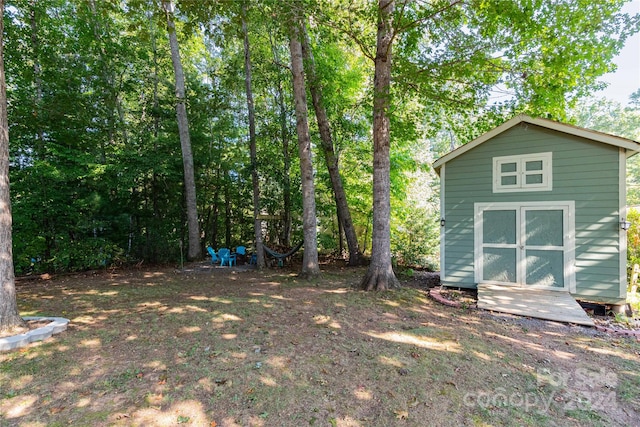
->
xmin=493 ymin=152 xmax=552 ymax=193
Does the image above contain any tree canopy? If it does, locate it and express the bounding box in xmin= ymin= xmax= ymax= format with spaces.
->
xmin=1 ymin=0 xmax=638 ymax=278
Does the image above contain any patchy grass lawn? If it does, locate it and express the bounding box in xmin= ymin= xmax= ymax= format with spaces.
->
xmin=1 ymin=263 xmax=639 ymax=426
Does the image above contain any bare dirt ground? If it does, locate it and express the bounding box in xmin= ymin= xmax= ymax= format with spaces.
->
xmin=1 ymin=261 xmax=639 ymax=426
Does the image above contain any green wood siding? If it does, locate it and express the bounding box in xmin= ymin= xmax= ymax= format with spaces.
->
xmin=442 ymin=123 xmax=623 ymax=301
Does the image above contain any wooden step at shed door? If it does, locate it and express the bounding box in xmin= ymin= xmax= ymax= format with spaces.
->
xmin=477 ymin=284 xmax=594 ymax=326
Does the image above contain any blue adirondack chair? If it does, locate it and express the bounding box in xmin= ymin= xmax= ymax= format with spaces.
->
xmin=236 ymin=246 xmax=247 ymax=264
xmin=206 ymin=246 xmax=219 ymax=264
xmin=219 ymin=248 xmax=236 ymax=267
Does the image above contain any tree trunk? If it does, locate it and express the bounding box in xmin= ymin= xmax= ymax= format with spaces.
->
xmin=289 ymin=19 xmax=320 ymax=278
xmin=0 ymin=0 xmax=27 ymax=333
xmin=278 ymin=84 xmax=292 ymax=247
xmin=29 ymin=0 xmax=44 ymax=153
xmin=87 ymin=0 xmax=116 ymax=163
xmin=162 ymin=0 xmax=201 ymax=261
xmin=224 ymin=179 xmax=232 ymax=248
xmin=242 ymin=4 xmax=265 ymax=268
xmin=268 ymin=29 xmax=292 ymax=247
xmin=360 ymin=0 xmax=399 ymax=291
xmin=150 ymin=11 xmax=160 ymax=262
xmin=29 ymin=0 xmax=56 ymax=263
xmin=337 ymin=205 xmax=345 ymax=256
xmin=211 ymin=167 xmax=221 ymax=249
xmin=87 ymin=0 xmax=130 ymax=152
xmin=300 ymin=23 xmax=363 ymax=266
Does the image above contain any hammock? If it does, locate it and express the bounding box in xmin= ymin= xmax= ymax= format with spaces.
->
xmin=263 ymin=241 xmax=304 ymax=266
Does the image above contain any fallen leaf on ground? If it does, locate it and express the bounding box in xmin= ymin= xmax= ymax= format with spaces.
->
xmin=394 ymin=409 xmax=408 ymax=419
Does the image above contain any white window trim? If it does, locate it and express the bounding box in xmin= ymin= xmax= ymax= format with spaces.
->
xmin=493 ymin=152 xmax=552 ymax=193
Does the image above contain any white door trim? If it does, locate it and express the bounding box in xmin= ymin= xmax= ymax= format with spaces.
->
xmin=474 ymin=201 xmax=576 ymax=292
xmin=619 ymin=148 xmax=627 ymax=299
xmin=439 ymin=164 xmax=446 ymax=282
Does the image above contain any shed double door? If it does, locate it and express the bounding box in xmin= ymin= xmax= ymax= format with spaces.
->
xmin=475 ymin=202 xmax=574 ymax=291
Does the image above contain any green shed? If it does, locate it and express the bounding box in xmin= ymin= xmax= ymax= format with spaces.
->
xmin=433 ymin=115 xmax=640 ymax=308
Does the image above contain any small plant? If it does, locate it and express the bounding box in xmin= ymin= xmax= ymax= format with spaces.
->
xmin=613 ymin=312 xmax=632 ymax=326
xmin=627 ymin=208 xmax=640 ymax=282
xmin=401 ymin=268 xmax=415 ymax=278
xmin=628 ymin=291 xmax=640 ymax=315
xmin=101 ymin=368 xmax=143 ymax=391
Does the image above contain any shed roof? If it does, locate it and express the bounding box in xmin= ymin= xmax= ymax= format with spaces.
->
xmin=433 ymin=115 xmax=640 ymax=174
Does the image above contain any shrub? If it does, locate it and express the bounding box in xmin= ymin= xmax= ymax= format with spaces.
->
xmin=627 ymin=208 xmax=640 ymax=286
xmin=391 ymin=209 xmax=440 ymax=270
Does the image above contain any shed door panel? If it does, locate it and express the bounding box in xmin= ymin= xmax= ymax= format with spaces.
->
xmin=523 ymin=208 xmax=565 ymax=288
xmin=525 ymin=249 xmax=564 ymax=287
xmin=481 ymin=210 xmax=517 ymax=282
xmin=477 ymin=204 xmax=570 ymax=290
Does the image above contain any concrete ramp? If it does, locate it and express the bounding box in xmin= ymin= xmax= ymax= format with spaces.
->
xmin=477 ymin=284 xmax=594 ymax=326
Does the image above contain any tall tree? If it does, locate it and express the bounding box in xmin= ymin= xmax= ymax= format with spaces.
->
xmin=162 ymin=0 xmax=201 ymax=260
xmin=85 ymin=0 xmax=129 ymax=160
xmin=301 ymin=22 xmax=363 ymax=266
xmin=28 ymin=0 xmax=44 ymax=150
xmin=276 ymin=74 xmax=294 ymax=248
xmin=267 ymin=29 xmax=294 ymax=247
xmin=289 ymin=11 xmax=320 ymax=278
xmin=360 ymin=0 xmax=399 ymax=290
xmin=0 ymin=0 xmax=26 ymax=334
xmin=242 ymin=2 xmax=265 ymax=269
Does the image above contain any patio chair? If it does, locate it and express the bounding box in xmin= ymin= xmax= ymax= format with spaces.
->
xmin=219 ymin=248 xmax=236 ymax=267
xmin=206 ymin=246 xmax=219 ymax=264
xmin=236 ymin=246 xmax=247 ymax=264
